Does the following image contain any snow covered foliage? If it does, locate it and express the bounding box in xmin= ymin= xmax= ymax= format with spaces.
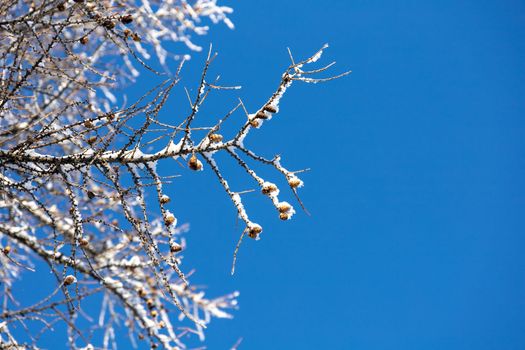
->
xmin=0 ymin=0 xmax=349 ymax=348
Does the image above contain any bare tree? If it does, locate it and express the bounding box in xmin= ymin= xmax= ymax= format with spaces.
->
xmin=0 ymin=0 xmax=349 ymax=349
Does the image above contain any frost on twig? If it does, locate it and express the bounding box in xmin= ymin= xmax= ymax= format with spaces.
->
xmin=0 ymin=44 xmax=347 ymax=348
xmin=0 ymin=0 xmax=348 ymax=347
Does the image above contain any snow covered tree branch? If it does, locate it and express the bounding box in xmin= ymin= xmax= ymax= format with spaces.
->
xmin=0 ymin=0 xmax=349 ymax=348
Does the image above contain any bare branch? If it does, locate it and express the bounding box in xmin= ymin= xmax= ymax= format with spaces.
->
xmin=0 ymin=0 xmax=348 ymax=348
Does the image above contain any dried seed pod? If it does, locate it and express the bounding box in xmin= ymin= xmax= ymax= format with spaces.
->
xmin=158 ymin=321 xmax=165 ymax=329
xmin=249 ymin=119 xmax=259 ymax=128
xmin=83 ymin=119 xmax=94 ymax=128
xmin=164 ymin=214 xmax=175 ymax=226
xmin=123 ymin=29 xmax=131 ymax=38
xmin=261 ymin=183 xmax=278 ymax=195
xmin=160 ymin=195 xmax=170 ymax=204
xmin=170 ymin=242 xmax=182 ymax=253
xmin=87 ymin=191 xmax=95 ymax=199
xmin=188 ymin=154 xmax=203 ymax=171
xmin=146 ymin=298 xmax=155 ymax=309
xmin=57 ymin=3 xmax=66 ymax=11
xmin=120 ymin=14 xmax=133 ymax=24
xmin=209 ymin=133 xmax=223 ymax=143
xmin=279 ymin=212 xmax=289 ymax=221
xmin=3 ymin=246 xmax=11 ymax=255
xmin=277 ymin=202 xmax=292 ymax=213
xmin=79 ymin=238 xmax=89 ymax=246
xmin=79 ymin=36 xmax=89 ymax=45
xmin=103 ymin=20 xmax=115 ymax=30
xmin=150 ymin=310 xmax=158 ymax=318
xmin=255 ymin=111 xmax=268 ymax=119
xmin=263 ymin=104 xmax=277 ymax=113
xmin=288 ymin=177 xmax=303 ymax=188
xmin=64 ymin=275 xmax=77 ymax=286
xmin=87 ymin=136 xmax=97 ymax=145
xmin=131 ymin=33 xmax=141 ymax=42
xmin=138 ymin=334 xmax=145 ymax=340
xmin=247 ymin=224 xmax=262 ymax=239
xmin=138 ymin=288 xmax=147 ymax=298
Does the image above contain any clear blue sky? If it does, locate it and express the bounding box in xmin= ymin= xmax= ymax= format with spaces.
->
xmin=173 ymin=1 xmax=525 ymax=349
xmin=42 ymin=0 xmax=525 ymax=349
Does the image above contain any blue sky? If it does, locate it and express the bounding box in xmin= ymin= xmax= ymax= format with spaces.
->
xmin=30 ymin=0 xmax=525 ymax=349
xmin=169 ymin=1 xmax=525 ymax=349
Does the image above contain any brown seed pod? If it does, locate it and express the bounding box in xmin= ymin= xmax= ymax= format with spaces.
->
xmin=79 ymin=36 xmax=89 ymax=45
xmin=188 ymin=154 xmax=203 ymax=171
xmin=64 ymin=275 xmax=77 ymax=286
xmin=164 ymin=215 xmax=175 ymax=226
xmin=131 ymin=33 xmax=141 ymax=42
xmin=87 ymin=191 xmax=95 ymax=199
xmin=138 ymin=334 xmax=145 ymax=340
xmin=83 ymin=119 xmax=94 ymax=128
xmin=288 ymin=177 xmax=302 ymax=188
xmin=150 ymin=310 xmax=158 ymax=318
xmin=57 ymin=3 xmax=66 ymax=11
xmin=87 ymin=136 xmax=97 ymax=145
xmin=209 ymin=133 xmax=223 ymax=143
xmin=277 ymin=202 xmax=292 ymax=213
xmin=146 ymin=298 xmax=155 ymax=309
xmin=255 ymin=111 xmax=268 ymax=120
xmin=170 ymin=243 xmax=182 ymax=253
xmin=103 ymin=20 xmax=115 ymax=30
xmin=123 ymin=29 xmax=131 ymax=38
xmin=158 ymin=321 xmax=166 ymax=329
xmin=279 ymin=212 xmax=289 ymax=221
xmin=79 ymin=238 xmax=89 ymax=247
xmin=249 ymin=119 xmax=259 ymax=128
xmin=261 ymin=183 xmax=278 ymax=195
xmin=247 ymin=224 xmax=262 ymax=239
xmin=3 ymin=246 xmax=11 ymax=255
xmin=120 ymin=14 xmax=133 ymax=24
xmin=160 ymin=195 xmax=170 ymax=204
xmin=138 ymin=288 xmax=147 ymax=298
xmin=263 ymin=105 xmax=277 ymax=113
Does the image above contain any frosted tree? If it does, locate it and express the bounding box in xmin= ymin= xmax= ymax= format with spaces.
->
xmin=0 ymin=0 xmax=349 ymax=349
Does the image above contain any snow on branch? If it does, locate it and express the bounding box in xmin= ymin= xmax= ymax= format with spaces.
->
xmin=0 ymin=0 xmax=348 ymax=348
